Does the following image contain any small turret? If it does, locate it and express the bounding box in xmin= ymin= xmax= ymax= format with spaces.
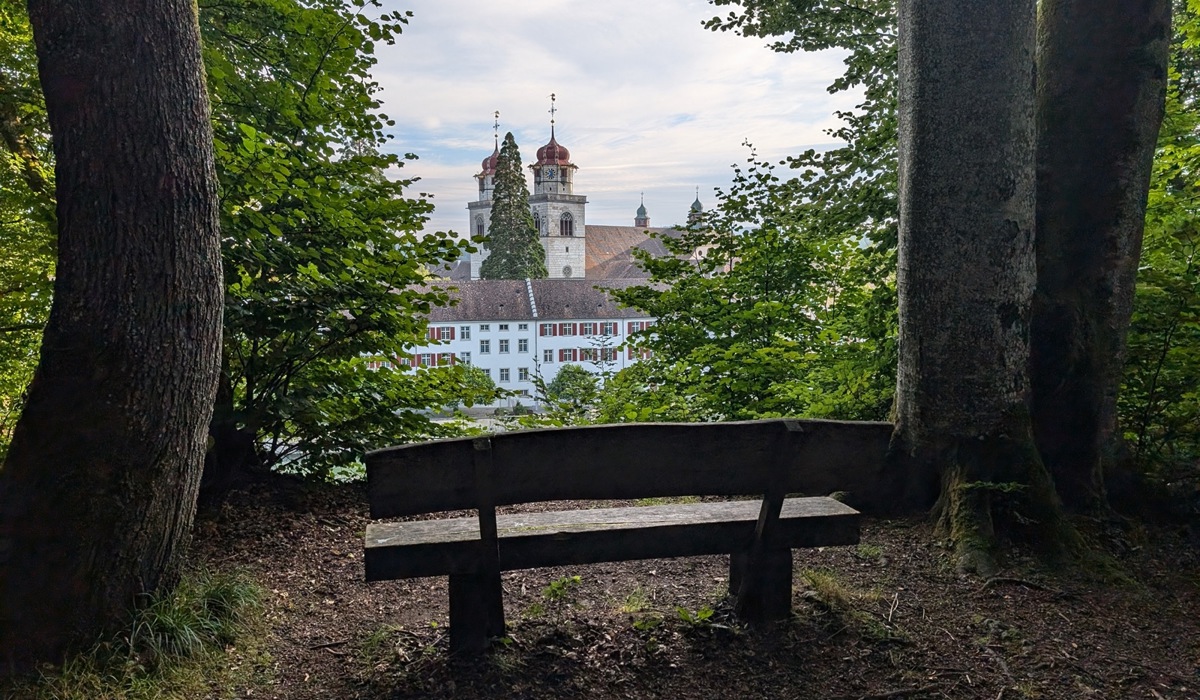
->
xmin=635 ymin=193 xmax=649 ymax=227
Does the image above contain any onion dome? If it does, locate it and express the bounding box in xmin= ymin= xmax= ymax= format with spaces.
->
xmin=480 ymin=145 xmax=500 ymax=175
xmin=636 ymin=202 xmax=648 ymax=218
xmin=536 ymin=134 xmax=571 ymax=166
xmin=691 ymin=196 xmax=703 ymax=213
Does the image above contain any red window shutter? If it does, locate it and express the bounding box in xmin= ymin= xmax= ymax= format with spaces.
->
xmin=449 ymin=327 xmax=455 ymax=340
xmin=412 ymin=354 xmax=421 ymax=367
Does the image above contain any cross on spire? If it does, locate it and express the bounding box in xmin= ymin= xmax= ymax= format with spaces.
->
xmin=548 ymin=93 xmax=557 ymax=137
xmin=493 ymin=110 xmax=500 ymax=148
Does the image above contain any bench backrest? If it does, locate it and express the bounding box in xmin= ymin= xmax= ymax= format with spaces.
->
xmin=366 ymin=418 xmax=891 ymax=518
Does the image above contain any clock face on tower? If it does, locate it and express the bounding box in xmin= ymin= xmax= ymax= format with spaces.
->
xmin=544 ymin=167 xmax=557 ymax=180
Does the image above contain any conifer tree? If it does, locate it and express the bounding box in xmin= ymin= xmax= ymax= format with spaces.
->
xmin=480 ymin=132 xmax=546 ymax=279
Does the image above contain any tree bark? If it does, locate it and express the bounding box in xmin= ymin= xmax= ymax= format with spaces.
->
xmin=0 ymin=0 xmax=221 ymax=668
xmin=894 ymin=0 xmax=1065 ymax=574
xmin=1031 ymin=0 xmax=1171 ymax=511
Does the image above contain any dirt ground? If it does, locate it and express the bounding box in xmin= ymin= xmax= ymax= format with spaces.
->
xmin=193 ymin=480 xmax=1200 ymax=699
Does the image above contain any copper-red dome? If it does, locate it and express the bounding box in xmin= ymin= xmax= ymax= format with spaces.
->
xmin=480 ymin=146 xmax=500 ymax=174
xmin=536 ymin=135 xmax=571 ymax=166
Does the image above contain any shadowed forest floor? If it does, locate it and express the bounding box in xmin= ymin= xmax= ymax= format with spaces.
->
xmin=192 ymin=480 xmax=1199 ymax=699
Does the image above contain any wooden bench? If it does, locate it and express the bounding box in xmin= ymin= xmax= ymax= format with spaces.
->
xmin=364 ymin=419 xmax=866 ymax=654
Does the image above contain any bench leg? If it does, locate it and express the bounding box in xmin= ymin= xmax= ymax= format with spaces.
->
xmin=730 ymin=549 xmax=793 ymax=624
xmin=448 ymin=572 xmax=505 ymax=655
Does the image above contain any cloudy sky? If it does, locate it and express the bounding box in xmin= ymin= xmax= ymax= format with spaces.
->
xmin=372 ymin=0 xmax=855 ymax=236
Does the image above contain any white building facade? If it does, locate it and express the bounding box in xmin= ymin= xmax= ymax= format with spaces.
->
xmin=401 ymin=279 xmax=654 ymax=401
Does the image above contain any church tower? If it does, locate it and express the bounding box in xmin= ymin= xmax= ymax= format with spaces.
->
xmin=467 ymin=111 xmax=501 ymax=279
xmin=529 ymin=94 xmax=587 ymax=279
xmin=634 ymin=194 xmax=650 ymax=228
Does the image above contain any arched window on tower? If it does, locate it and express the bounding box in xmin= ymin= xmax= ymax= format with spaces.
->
xmin=475 ymin=216 xmax=485 ymax=238
xmin=533 ymin=211 xmax=541 ymax=235
xmin=560 ymin=212 xmax=574 ymax=237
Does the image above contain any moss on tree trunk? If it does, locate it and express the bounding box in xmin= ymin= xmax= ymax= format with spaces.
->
xmin=895 ymin=0 xmax=1078 ymax=571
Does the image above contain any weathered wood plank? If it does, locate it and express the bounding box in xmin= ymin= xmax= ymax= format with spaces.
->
xmin=471 ymin=437 xmax=505 ymax=640
xmin=364 ymin=497 xmax=858 ymax=581
xmin=731 ymin=549 xmax=793 ymax=623
xmin=367 ymin=419 xmax=892 ymax=518
xmin=736 ymin=421 xmax=797 ymax=620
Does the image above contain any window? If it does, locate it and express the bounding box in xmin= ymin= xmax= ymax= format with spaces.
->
xmin=419 ymin=353 xmax=434 ymax=366
xmin=559 ymin=322 xmax=577 ymax=336
xmin=475 ymin=215 xmax=485 ymax=238
xmin=543 ymin=349 xmax=554 ymax=363
xmin=460 ymin=326 xmax=471 ymax=340
xmin=439 ymin=353 xmax=453 ymax=365
xmin=581 ymin=322 xmax=596 ymax=335
xmin=560 ymin=212 xmax=574 ymax=237
xmin=518 ymin=368 xmax=530 ymax=381
xmin=628 ymin=320 xmax=652 ymax=333
xmin=559 ymin=348 xmax=579 ymax=362
xmin=601 ymin=348 xmax=617 ymax=362
xmin=480 ymin=324 xmax=490 ymax=332
xmin=518 ymin=339 xmax=528 ymax=353
xmin=499 ymin=368 xmax=510 ymax=382
xmin=533 ymin=211 xmax=541 ymax=235
xmin=580 ymin=348 xmax=596 ymax=362
xmin=499 ymin=339 xmax=510 ymax=353
xmin=437 ymin=326 xmax=454 ymax=341
xmin=540 ymin=323 xmax=556 ymax=337
xmin=518 ymin=323 xmax=528 ymax=331
xmin=499 ymin=323 xmax=509 ymax=331
xmin=601 ymin=322 xmax=616 ymax=335
xmin=480 ymin=339 xmax=490 ymax=354
xmin=461 ymin=352 xmax=472 ymax=364
xmin=481 ymin=368 xmax=490 ymax=379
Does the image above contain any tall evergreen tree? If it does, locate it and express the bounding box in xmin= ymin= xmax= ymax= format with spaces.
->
xmin=480 ymin=132 xmax=546 ymax=280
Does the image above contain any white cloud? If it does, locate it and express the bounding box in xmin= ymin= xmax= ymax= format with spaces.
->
xmin=372 ymin=0 xmax=857 ymax=235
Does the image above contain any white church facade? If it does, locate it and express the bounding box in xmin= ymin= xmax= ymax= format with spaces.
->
xmin=406 ymin=103 xmax=705 ymax=401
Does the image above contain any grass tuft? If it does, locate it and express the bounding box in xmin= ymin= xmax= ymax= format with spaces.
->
xmin=2 ymin=569 xmax=268 ymax=700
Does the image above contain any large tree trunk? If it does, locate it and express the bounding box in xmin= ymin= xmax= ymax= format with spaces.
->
xmin=1031 ymin=0 xmax=1171 ymax=511
xmin=0 ymin=0 xmax=221 ymax=668
xmin=894 ymin=0 xmax=1066 ymax=574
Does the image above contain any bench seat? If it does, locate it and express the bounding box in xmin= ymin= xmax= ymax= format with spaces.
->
xmin=365 ymin=496 xmax=859 ymax=581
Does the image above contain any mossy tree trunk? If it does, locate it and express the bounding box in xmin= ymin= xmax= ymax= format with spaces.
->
xmin=1031 ymin=0 xmax=1171 ymax=511
xmin=0 ymin=0 xmax=221 ymax=668
xmin=894 ymin=0 xmax=1071 ymax=574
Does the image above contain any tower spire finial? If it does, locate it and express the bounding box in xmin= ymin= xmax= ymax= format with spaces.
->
xmin=548 ymin=93 xmax=557 ymax=138
xmin=493 ymin=110 xmax=500 ymax=149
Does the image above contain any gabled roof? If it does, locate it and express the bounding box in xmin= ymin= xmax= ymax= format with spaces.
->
xmin=423 ymin=279 xmax=652 ymax=322
xmin=528 ymin=279 xmax=650 ymax=320
xmin=426 ymin=280 xmax=532 ymax=322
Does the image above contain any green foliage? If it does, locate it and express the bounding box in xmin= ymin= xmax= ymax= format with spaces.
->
xmin=674 ymin=605 xmax=715 ymax=626
xmin=0 ymin=0 xmax=483 ymax=473
xmin=609 ymin=153 xmax=893 ymax=421
xmin=598 ymin=2 xmax=898 ymax=423
xmin=545 ymin=364 xmax=599 ymax=409
xmin=199 ymin=0 xmax=479 ymax=476
xmin=479 ymin=132 xmax=547 ymax=280
xmin=1121 ymin=0 xmax=1200 ymax=479
xmin=3 ymin=570 xmax=266 ymax=700
xmin=542 ymin=575 xmax=581 ymax=602
xmin=0 ymin=6 xmax=53 ymax=460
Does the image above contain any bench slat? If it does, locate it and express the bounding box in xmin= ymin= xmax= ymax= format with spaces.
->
xmin=364 ymin=496 xmax=858 ymax=581
xmin=366 ymin=419 xmax=892 ymax=518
